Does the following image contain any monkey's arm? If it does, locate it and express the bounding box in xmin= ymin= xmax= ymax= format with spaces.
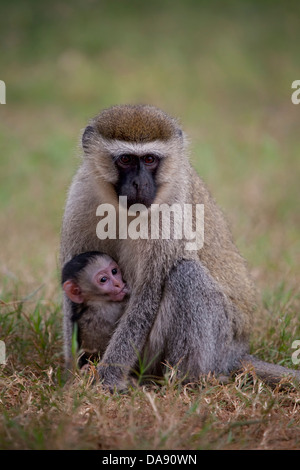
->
xmin=97 ymin=280 xmax=162 ymax=390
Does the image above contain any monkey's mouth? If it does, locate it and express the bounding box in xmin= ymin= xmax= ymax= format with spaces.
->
xmin=109 ymin=284 xmax=129 ymax=302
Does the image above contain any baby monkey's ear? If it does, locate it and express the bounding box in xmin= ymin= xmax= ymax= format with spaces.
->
xmin=63 ymin=280 xmax=84 ymax=304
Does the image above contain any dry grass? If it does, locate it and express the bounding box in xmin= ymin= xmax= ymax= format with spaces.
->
xmin=0 ymin=363 xmax=299 ymax=450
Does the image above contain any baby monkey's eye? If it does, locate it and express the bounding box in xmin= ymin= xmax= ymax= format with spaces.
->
xmin=100 ymin=277 xmax=107 ymax=283
xmin=112 ymin=268 xmax=118 ymax=275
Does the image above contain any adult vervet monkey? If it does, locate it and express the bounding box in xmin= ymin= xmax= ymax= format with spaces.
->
xmin=60 ymin=104 xmax=300 ymax=389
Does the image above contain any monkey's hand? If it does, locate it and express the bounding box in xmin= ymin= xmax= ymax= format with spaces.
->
xmin=97 ymin=362 xmax=129 ymax=393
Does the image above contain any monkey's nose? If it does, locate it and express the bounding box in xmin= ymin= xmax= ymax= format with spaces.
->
xmin=132 ymin=180 xmax=139 ymax=190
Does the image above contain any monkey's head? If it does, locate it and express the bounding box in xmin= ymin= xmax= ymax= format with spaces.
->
xmin=62 ymin=251 xmax=130 ymax=304
xmin=81 ymin=105 xmax=186 ymax=208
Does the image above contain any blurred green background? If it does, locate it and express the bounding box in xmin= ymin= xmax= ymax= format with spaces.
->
xmin=0 ymin=0 xmax=299 ymax=299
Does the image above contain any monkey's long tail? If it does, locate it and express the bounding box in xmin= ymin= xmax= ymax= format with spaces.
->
xmin=240 ymin=354 xmax=300 ymax=386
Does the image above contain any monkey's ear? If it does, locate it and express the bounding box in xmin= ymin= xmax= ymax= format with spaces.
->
xmin=63 ymin=280 xmax=84 ymax=304
xmin=82 ymin=125 xmax=95 ymax=151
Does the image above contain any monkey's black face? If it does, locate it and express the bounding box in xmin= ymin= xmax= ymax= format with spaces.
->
xmin=114 ymin=154 xmax=160 ymax=208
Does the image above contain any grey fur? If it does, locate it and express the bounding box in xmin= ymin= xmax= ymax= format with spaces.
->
xmin=144 ymin=260 xmax=248 ymax=379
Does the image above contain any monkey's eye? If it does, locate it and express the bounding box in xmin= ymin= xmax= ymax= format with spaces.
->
xmin=118 ymin=155 xmax=132 ymax=166
xmin=143 ymin=155 xmax=156 ymax=165
xmin=112 ymin=268 xmax=117 ymax=275
xmin=100 ymin=277 xmax=107 ymax=283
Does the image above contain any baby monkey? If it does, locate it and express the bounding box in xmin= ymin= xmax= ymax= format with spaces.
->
xmin=62 ymin=251 xmax=130 ymax=367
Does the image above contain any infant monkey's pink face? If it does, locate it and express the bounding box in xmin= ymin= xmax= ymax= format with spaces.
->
xmin=92 ymin=260 xmax=129 ymax=302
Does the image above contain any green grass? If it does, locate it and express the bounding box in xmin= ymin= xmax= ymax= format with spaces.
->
xmin=0 ymin=0 xmax=299 ymax=450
